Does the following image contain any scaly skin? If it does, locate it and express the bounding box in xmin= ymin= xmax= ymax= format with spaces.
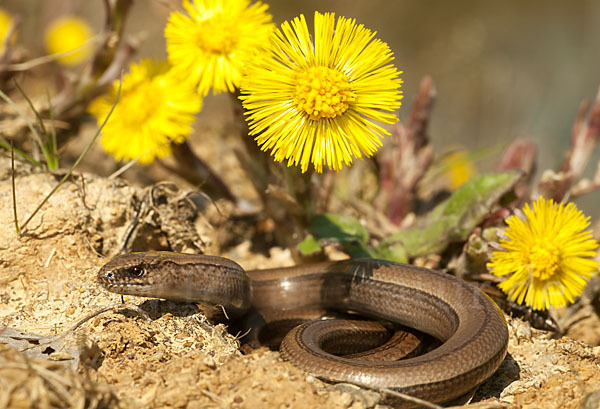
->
xmin=98 ymin=252 xmax=508 ymax=407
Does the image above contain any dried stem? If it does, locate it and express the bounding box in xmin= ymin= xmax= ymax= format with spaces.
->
xmin=538 ymin=87 xmax=600 ymax=201
xmin=166 ymin=140 xmax=237 ymax=202
xmin=375 ymin=76 xmax=436 ymax=224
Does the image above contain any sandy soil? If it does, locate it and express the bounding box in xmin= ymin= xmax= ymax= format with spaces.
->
xmin=1 ymin=164 xmax=599 ymax=409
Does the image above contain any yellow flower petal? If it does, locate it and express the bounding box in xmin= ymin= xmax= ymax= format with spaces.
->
xmin=488 ymin=197 xmax=599 ymax=310
xmin=442 ymin=149 xmax=477 ymax=190
xmin=88 ymin=59 xmax=202 ymax=164
xmin=44 ymin=16 xmax=93 ymax=66
xmin=239 ymin=11 xmax=403 ymax=173
xmin=0 ymin=8 xmax=17 ymax=54
xmin=165 ymin=0 xmax=274 ymax=96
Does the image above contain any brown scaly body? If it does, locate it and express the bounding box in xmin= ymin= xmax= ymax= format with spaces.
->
xmin=98 ymin=252 xmax=508 ymax=407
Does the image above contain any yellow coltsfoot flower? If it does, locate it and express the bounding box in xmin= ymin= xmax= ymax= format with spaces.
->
xmin=44 ymin=16 xmax=94 ymax=66
xmin=165 ymin=0 xmax=274 ymax=96
xmin=0 ymin=8 xmax=16 ymax=54
xmin=488 ymin=197 xmax=599 ymax=310
xmin=442 ymin=148 xmax=477 ymax=191
xmin=88 ymin=59 xmax=202 ymax=164
xmin=239 ymin=11 xmax=403 ymax=173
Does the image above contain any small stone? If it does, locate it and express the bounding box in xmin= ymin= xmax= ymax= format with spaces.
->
xmin=203 ymin=355 xmax=216 ymax=369
xmin=501 ymin=395 xmax=515 ymax=403
xmin=48 ymin=352 xmax=74 ymax=361
xmin=337 ymin=392 xmax=353 ymax=408
xmin=581 ymin=390 xmax=600 ymax=409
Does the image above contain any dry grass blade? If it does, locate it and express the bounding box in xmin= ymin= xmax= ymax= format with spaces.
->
xmin=18 ymin=73 xmax=123 ymax=233
xmin=10 ymin=140 xmax=19 ymax=235
xmin=14 ymin=82 xmax=48 ymax=137
xmin=0 ymin=135 xmax=39 ymax=164
xmin=13 ymin=81 xmax=58 ymax=169
xmin=0 ymin=88 xmax=47 ymax=161
xmin=200 ymin=388 xmax=225 ymax=404
xmin=0 ymin=344 xmax=122 ymax=409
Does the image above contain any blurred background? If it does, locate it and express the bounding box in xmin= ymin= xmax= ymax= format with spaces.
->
xmin=2 ymin=0 xmax=600 ymax=207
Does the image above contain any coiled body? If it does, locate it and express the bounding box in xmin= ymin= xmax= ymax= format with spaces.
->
xmin=98 ymin=252 xmax=508 ymax=405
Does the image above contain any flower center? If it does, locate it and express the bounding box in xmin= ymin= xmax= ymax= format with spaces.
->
xmin=293 ymin=66 xmax=355 ymax=121
xmin=196 ymin=15 xmax=237 ymax=55
xmin=528 ymin=241 xmax=560 ymax=280
xmin=122 ymin=80 xmax=162 ymax=127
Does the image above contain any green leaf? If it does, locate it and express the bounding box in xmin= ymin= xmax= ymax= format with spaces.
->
xmin=374 ymin=242 xmax=408 ymax=263
xmin=297 ymin=234 xmax=322 ymax=255
xmin=306 ymin=213 xmax=376 ymax=259
xmin=384 ymin=170 xmax=523 ymax=257
xmin=308 ymin=213 xmax=369 ymax=243
xmin=341 ymin=241 xmax=376 ymax=259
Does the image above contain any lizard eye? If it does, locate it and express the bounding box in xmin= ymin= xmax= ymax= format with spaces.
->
xmin=130 ymin=266 xmax=146 ymax=278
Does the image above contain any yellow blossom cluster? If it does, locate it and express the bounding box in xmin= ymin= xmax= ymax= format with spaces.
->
xmin=85 ymin=1 xmax=402 ymax=172
xmin=240 ymin=11 xmax=403 ymax=172
xmin=293 ymin=66 xmax=356 ymax=121
xmin=88 ymin=59 xmax=201 ymax=164
xmin=488 ymin=197 xmax=598 ymax=311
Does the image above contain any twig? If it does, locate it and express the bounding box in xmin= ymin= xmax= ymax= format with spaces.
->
xmin=380 ymin=388 xmax=444 ymax=409
xmin=167 ymin=140 xmax=237 ymax=202
xmin=108 ymin=156 xmax=142 ymax=179
xmin=67 ymin=303 xmax=151 ymax=333
xmin=448 ymin=402 xmax=508 ymax=409
xmin=107 ymin=139 xmax=174 ymax=180
xmin=44 ymin=248 xmax=56 ymax=268
xmin=6 ymin=35 xmax=103 ymax=72
xmin=200 ymin=389 xmax=225 ymax=404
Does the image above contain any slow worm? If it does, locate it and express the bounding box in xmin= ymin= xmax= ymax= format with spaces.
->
xmin=97 ymin=251 xmax=508 ymax=406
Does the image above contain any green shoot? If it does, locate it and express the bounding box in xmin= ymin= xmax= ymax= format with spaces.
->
xmin=18 ymin=74 xmax=122 ymax=233
xmin=0 ymin=88 xmax=51 ymax=168
xmin=13 ymin=81 xmax=59 ymax=170
xmin=46 ymin=90 xmax=58 ymax=161
xmin=0 ymin=135 xmax=40 ymax=165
